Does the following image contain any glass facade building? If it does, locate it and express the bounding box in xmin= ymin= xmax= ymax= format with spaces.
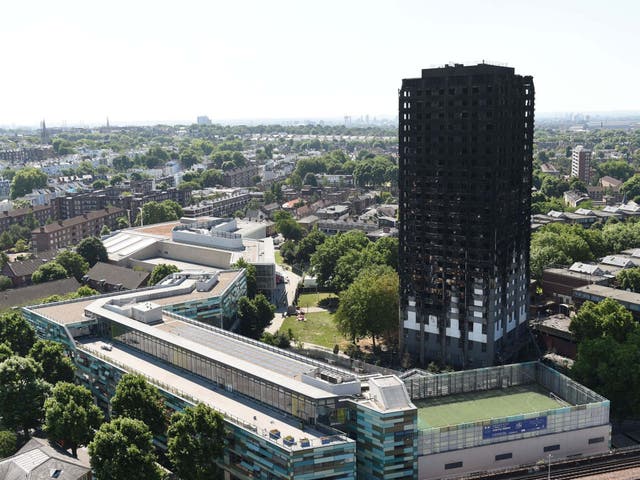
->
xmin=23 ymin=271 xmax=608 ymax=479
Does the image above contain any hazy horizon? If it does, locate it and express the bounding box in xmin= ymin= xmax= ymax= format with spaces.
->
xmin=1 ymin=0 xmax=639 ymax=127
xmin=3 ymin=109 xmax=640 ymax=131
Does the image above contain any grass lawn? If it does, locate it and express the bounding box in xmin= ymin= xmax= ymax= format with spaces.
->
xmin=274 ymin=250 xmax=284 ymax=265
xmin=279 ymin=310 xmax=349 ymax=349
xmin=297 ymin=292 xmax=337 ymax=309
xmin=414 ymin=384 xmax=565 ymax=429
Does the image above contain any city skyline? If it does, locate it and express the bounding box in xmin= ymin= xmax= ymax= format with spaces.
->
xmin=1 ymin=0 xmax=639 ymax=126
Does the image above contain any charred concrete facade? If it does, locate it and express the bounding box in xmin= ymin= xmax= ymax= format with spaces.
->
xmin=399 ymin=64 xmax=534 ymax=368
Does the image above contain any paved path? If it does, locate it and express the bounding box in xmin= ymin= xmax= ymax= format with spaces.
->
xmin=267 ymin=266 xmax=302 ymax=334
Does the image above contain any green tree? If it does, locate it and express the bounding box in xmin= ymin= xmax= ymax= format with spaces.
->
xmin=10 ymin=167 xmax=48 ymax=199
xmin=89 ymin=418 xmax=163 ymax=480
xmin=111 ymin=373 xmax=168 ymax=436
xmin=620 ymin=174 xmax=640 ymax=199
xmin=334 ymin=265 xmax=399 ymax=349
xmin=0 ymin=429 xmax=17 ymax=457
xmin=148 ymin=263 xmax=180 ymax=286
xmin=602 ymin=221 xmax=640 ymax=253
xmin=44 ymin=382 xmax=103 ymax=457
xmin=596 ymin=160 xmax=635 ymax=182
xmin=14 ymin=238 xmax=29 ymax=253
xmin=310 ymin=230 xmax=370 ymax=291
xmin=116 ymin=216 xmax=130 ymax=230
xmin=568 ymin=177 xmax=588 ymax=193
xmin=0 ymin=342 xmax=13 ymax=363
xmin=56 ymin=250 xmax=89 ymax=282
xmin=617 ymin=267 xmax=640 ymax=293
xmin=570 ymin=298 xmax=639 ymax=344
xmin=279 ymin=240 xmax=297 ymax=264
xmin=231 ymin=258 xmax=256 ymax=298
xmin=0 ymin=356 xmax=50 ymax=438
xmin=572 ymin=333 xmax=640 ymax=417
xmin=302 ymin=172 xmax=317 ymax=186
xmin=100 ymin=224 xmax=111 ymax=236
xmin=275 ymin=215 xmax=303 ymax=241
xmin=0 ymin=311 xmax=37 ymax=356
xmin=142 ymin=147 xmax=170 ymax=169
xmin=138 ymin=200 xmax=183 ymax=225
xmin=51 ymin=138 xmax=74 ymax=155
xmin=167 ymin=403 xmax=226 ymax=480
xmin=178 ymin=180 xmax=200 ymax=191
xmin=32 ymin=261 xmax=68 ymax=284
xmin=92 ymin=179 xmax=109 ymax=189
xmin=368 ymin=236 xmax=399 ymax=270
xmin=540 ymin=175 xmax=570 ymax=198
xmin=0 ymin=275 xmax=12 ymax=291
xmin=530 ymin=223 xmax=605 ymax=279
xmin=76 ymin=285 xmax=99 ymax=297
xmin=77 ymin=237 xmax=108 ymax=267
xmin=29 ymin=339 xmax=75 ymax=384
xmin=237 ymin=294 xmax=274 ymax=339
xmin=110 ymin=173 xmax=126 ymax=185
xmin=294 ymin=227 xmax=326 ymax=265
xmin=200 ymin=168 xmax=223 ymax=187
xmin=112 ymin=155 xmax=133 ymax=171
xmin=179 ymin=149 xmax=199 ymax=169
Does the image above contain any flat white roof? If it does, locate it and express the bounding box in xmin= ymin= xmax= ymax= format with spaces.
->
xmin=78 ymin=339 xmax=349 ymax=450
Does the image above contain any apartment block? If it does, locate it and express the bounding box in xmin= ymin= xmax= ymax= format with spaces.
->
xmin=31 ymin=207 xmax=124 ymax=251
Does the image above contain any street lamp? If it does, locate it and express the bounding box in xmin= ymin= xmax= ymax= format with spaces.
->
xmin=548 ymin=454 xmax=552 ymax=480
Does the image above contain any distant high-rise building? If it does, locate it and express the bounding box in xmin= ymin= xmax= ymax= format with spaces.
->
xmin=40 ymin=119 xmax=48 ymax=144
xmin=398 ymin=64 xmax=534 ymax=368
xmin=197 ymin=115 xmax=212 ymax=125
xmin=571 ymin=145 xmax=591 ymax=184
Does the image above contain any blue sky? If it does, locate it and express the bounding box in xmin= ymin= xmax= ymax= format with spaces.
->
xmin=1 ymin=0 xmax=638 ymax=126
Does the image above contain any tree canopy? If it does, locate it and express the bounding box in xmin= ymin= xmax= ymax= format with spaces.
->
xmin=616 ymin=267 xmax=640 ymax=293
xmin=167 ymin=403 xmax=226 ymax=480
xmin=570 ymin=298 xmax=638 ymax=344
xmin=310 ymin=231 xmax=398 ymax=292
xmin=310 ymin=230 xmax=370 ymax=291
xmin=31 ymin=262 xmax=68 ymax=284
xmin=44 ymin=382 xmax=103 ymax=457
xmin=148 ymin=263 xmax=180 ymax=286
xmin=0 ymin=311 xmax=36 ymax=356
xmin=0 ymin=356 xmax=50 ymax=437
xmin=620 ymin=174 xmax=640 ymax=200
xmin=570 ymin=299 xmax=640 ymax=418
xmin=274 ymin=211 xmax=303 ymax=241
xmin=29 ymin=339 xmax=75 ymax=384
xmin=138 ymin=200 xmax=183 ymax=225
xmin=10 ymin=167 xmax=48 ymax=199
xmin=530 ymin=223 xmax=608 ymax=279
xmin=0 ymin=430 xmax=17 ymax=457
xmin=334 ymin=265 xmax=399 ymax=349
xmin=0 ymin=342 xmax=13 ymax=363
xmin=231 ymin=258 xmax=256 ymax=298
xmin=237 ymin=294 xmax=275 ymax=339
xmin=55 ymin=250 xmax=89 ymax=282
xmin=596 ymin=160 xmax=635 ymax=182
xmin=89 ymin=418 xmax=163 ymax=480
xmin=110 ymin=373 xmax=168 ymax=436
xmin=77 ymin=237 xmax=108 ymax=267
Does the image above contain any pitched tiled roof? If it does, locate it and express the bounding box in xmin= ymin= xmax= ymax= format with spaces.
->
xmin=2 ymin=257 xmax=53 ymax=278
xmin=85 ymin=262 xmax=149 ymax=290
xmin=0 ymin=437 xmax=90 ymax=480
xmin=0 ymin=278 xmax=80 ymax=310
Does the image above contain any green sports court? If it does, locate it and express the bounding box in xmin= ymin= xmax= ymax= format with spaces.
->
xmin=415 ymin=384 xmax=568 ymax=429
